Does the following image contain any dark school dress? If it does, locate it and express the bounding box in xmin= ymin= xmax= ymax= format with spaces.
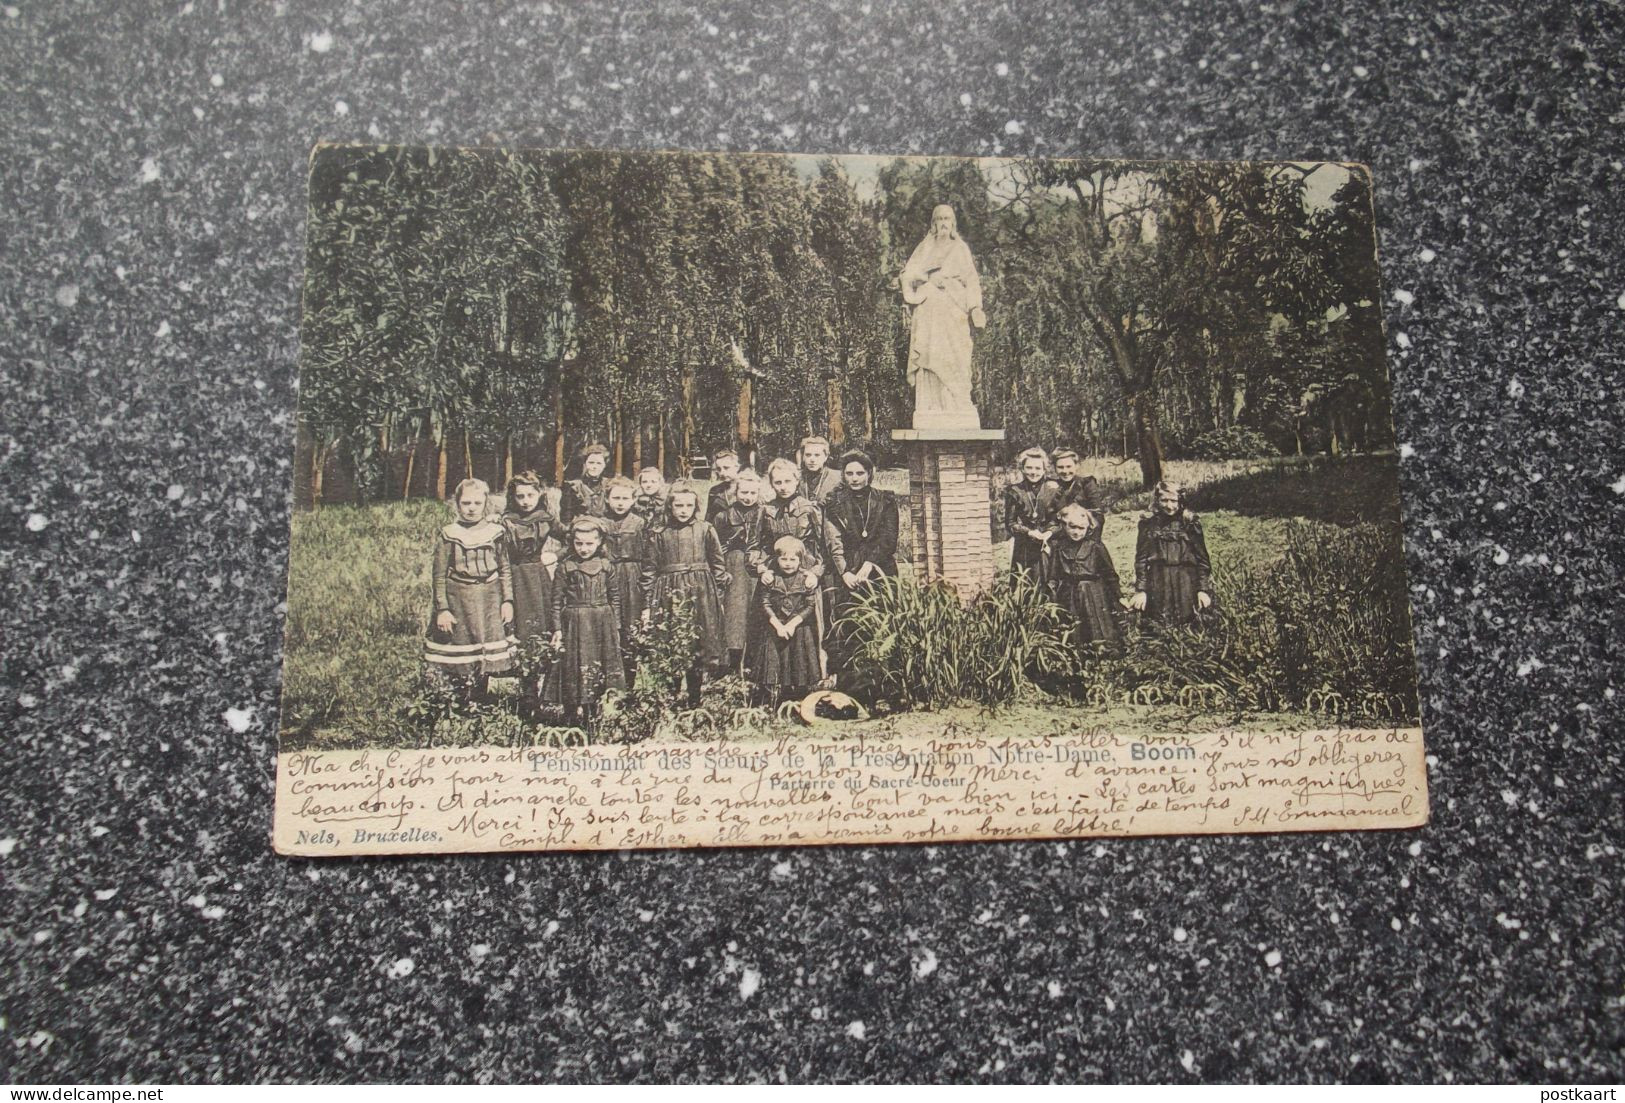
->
xmin=755 ymin=495 xmax=843 ymax=582
xmin=640 ymin=518 xmax=730 ymax=668
xmin=632 ymin=490 xmax=667 ymax=526
xmin=1048 ymin=475 xmax=1106 ymax=531
xmin=1134 ymin=510 xmax=1215 ymax=630
xmin=798 ymin=465 xmax=842 ymax=506
xmin=600 ymin=511 xmax=648 ymax=644
xmin=750 ymin=569 xmax=825 ymax=693
xmin=705 ymin=479 xmax=738 ymax=523
xmin=550 ymin=552 xmax=626 ymax=708
xmin=1003 ymin=477 xmax=1059 ymax=580
xmin=561 ymin=475 xmax=606 ymax=525
xmin=500 ymin=506 xmax=559 ymax=644
xmin=1041 ymin=533 xmax=1125 ymax=647
xmin=424 ymin=520 xmax=515 ymax=679
xmin=712 ymin=500 xmax=765 ymax=653
xmin=823 ymin=485 xmax=899 ymax=604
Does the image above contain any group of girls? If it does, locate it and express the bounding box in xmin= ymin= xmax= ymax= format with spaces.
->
xmin=422 ymin=438 xmax=1215 ymax=718
xmin=422 ymin=437 xmax=900 ymax=721
xmin=1001 ymin=446 xmax=1215 ymax=650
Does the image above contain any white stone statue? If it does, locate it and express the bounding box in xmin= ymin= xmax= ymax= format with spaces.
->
xmin=900 ymin=204 xmax=987 ymax=430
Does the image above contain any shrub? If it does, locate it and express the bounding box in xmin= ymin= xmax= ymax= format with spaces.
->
xmin=397 ymin=673 xmax=531 ymax=748
xmin=1261 ymin=520 xmax=1419 ymax=719
xmin=593 ymin=594 xmax=699 ymax=743
xmin=1190 ymin=425 xmax=1277 ymax=461
xmin=1048 ymin=519 xmax=1418 ymax=722
xmin=841 ymin=573 xmax=1071 ymax=710
xmin=851 ymin=523 xmax=1423 ymax=727
xmin=593 ymin=594 xmax=767 ymax=744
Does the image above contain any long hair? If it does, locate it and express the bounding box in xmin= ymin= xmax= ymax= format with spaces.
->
xmin=664 ymin=480 xmax=702 ymax=523
xmin=566 ymin=515 xmax=608 ymax=555
xmin=838 ymin=449 xmax=876 ymax=479
xmin=1152 ymin=480 xmax=1187 ymax=515
xmin=448 ymin=478 xmax=496 ymax=519
xmin=1015 ymin=446 xmax=1050 ymax=475
xmin=1055 ymin=502 xmax=1097 ymax=535
xmin=505 ymin=469 xmax=546 ymax=506
xmin=765 ymin=456 xmax=801 ymax=494
xmin=575 ymin=441 xmax=610 ymax=480
xmin=770 ymin=534 xmax=808 ymax=569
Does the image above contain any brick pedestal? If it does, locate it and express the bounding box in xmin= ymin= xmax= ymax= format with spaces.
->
xmin=892 ymin=428 xmax=1006 ymax=601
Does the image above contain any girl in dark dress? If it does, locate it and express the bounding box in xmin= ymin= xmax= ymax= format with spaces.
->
xmin=1048 ymin=449 xmax=1106 ymax=532
xmin=561 ymin=442 xmax=610 ymax=525
xmin=1003 ymin=446 xmax=1058 ymax=582
xmin=1129 ymin=481 xmax=1214 ymax=630
xmin=640 ymin=484 xmax=730 ymax=705
xmin=632 ymin=467 xmax=668 ymax=526
xmin=424 ymin=479 xmax=515 ymax=699
xmin=824 ymin=450 xmax=899 ymax=605
xmin=500 ymin=470 xmax=561 ymax=709
xmin=749 ymin=536 xmax=825 ymax=702
xmin=757 ymin=458 xmax=843 ymax=671
xmin=600 ymin=477 xmax=648 ymax=684
xmin=712 ymin=468 xmax=766 ymax=675
xmin=755 ymin=457 xmax=842 ymax=585
xmin=705 ymin=448 xmax=741 ymax=522
xmin=1040 ymin=503 xmax=1125 ymax=649
xmin=550 ymin=517 xmax=626 ymax=720
xmin=796 ymin=435 xmax=842 ymax=505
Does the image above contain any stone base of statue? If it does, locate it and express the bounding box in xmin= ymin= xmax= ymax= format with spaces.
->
xmin=910 ymin=407 xmax=981 ymax=432
xmin=892 ymin=426 xmax=1006 ymax=600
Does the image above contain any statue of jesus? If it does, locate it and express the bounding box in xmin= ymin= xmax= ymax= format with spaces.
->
xmin=899 ymin=204 xmax=987 ymax=430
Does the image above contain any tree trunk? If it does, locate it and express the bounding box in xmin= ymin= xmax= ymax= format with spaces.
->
xmin=463 ymin=428 xmax=473 ymax=489
xmin=632 ymin=420 xmax=643 ymax=474
xmin=435 ymin=434 xmax=448 ymax=500
xmin=294 ymin=421 xmax=317 ymax=509
xmin=311 ymin=441 xmax=325 ymax=506
xmin=736 ymin=376 xmax=752 ymax=450
xmin=613 ymin=399 xmax=625 ymax=476
xmin=378 ymin=422 xmax=391 ymax=501
xmin=553 ymin=368 xmax=566 ymax=485
xmin=828 ymin=377 xmax=845 ymax=445
xmin=863 ymin=381 xmax=876 ymax=443
xmin=682 ymin=372 xmax=696 ymax=469
xmin=1130 ymin=391 xmax=1165 ymax=488
xmin=503 ymin=434 xmax=514 ymax=488
xmin=658 ymin=419 xmax=667 ymax=475
xmin=401 ymin=434 xmax=417 ymax=499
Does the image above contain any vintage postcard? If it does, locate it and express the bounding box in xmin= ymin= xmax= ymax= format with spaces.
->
xmin=273 ymin=145 xmax=1426 ymax=856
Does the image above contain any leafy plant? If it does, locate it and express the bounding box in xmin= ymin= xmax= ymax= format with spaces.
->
xmin=592 ymin=594 xmax=701 ymax=743
xmin=1190 ymin=425 xmax=1276 ymax=461
xmin=841 ymin=573 xmax=1069 ymax=710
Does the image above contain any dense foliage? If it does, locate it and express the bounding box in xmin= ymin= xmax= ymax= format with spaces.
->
xmin=842 ymin=521 xmax=1417 ymax=723
xmin=296 ymin=149 xmax=1391 ymax=503
xmin=1190 ymin=425 xmax=1277 ymax=461
xmin=840 ymin=573 xmax=1072 ymax=710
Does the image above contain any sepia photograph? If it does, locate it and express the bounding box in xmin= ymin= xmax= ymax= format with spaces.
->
xmin=275 ymin=146 xmax=1425 ymax=853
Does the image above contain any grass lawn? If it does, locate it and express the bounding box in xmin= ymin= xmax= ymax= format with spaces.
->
xmin=280 ymin=454 xmax=1406 ymax=750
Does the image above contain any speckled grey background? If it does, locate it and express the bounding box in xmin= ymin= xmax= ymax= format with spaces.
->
xmin=2 ymin=0 xmax=1621 ymax=1084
